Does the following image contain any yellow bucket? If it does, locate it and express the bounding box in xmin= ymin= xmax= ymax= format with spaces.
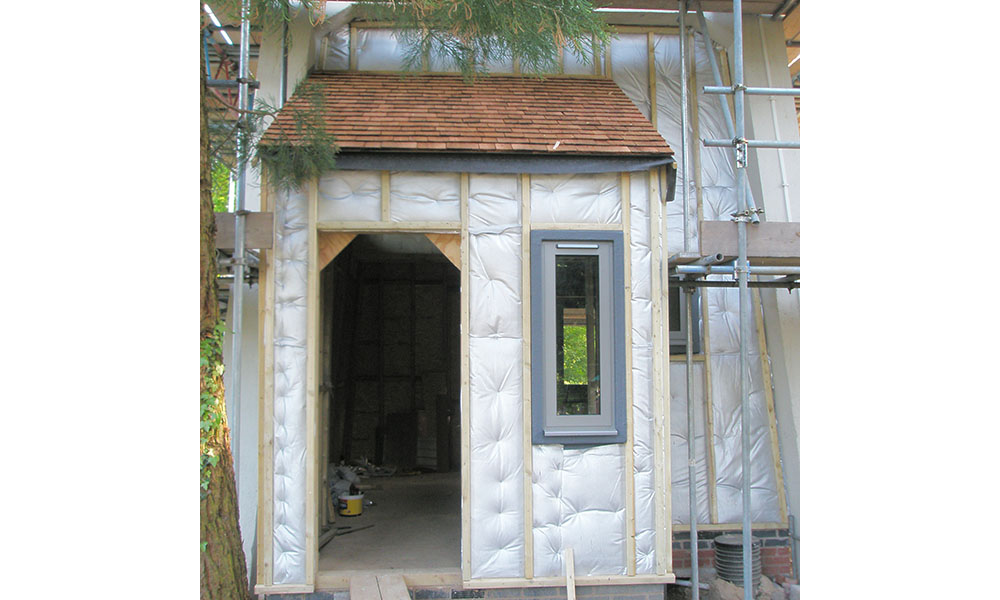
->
xmin=338 ymin=493 xmax=364 ymax=517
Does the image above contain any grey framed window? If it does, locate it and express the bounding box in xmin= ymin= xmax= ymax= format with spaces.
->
xmin=530 ymin=230 xmax=627 ymax=445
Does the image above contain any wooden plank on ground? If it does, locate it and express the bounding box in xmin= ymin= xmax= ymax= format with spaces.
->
xmin=376 ymin=574 xmax=411 ymax=600
xmin=214 ymin=211 xmax=274 ymax=249
xmin=698 ymin=221 xmax=800 ymax=262
xmin=349 ymin=574 xmax=381 ymax=600
xmin=425 ymin=233 xmax=461 ymax=270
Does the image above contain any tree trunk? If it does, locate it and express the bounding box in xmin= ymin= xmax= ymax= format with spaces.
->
xmin=201 ymin=14 xmax=252 ymax=600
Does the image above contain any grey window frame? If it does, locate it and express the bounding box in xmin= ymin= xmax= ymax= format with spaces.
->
xmin=530 ymin=230 xmax=627 ymax=446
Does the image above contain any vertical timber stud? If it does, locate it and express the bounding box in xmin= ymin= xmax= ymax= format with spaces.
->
xmin=257 ymin=169 xmax=275 ymax=587
xmin=381 ymin=171 xmax=391 ymax=223
xmin=689 ymin=30 xmax=704 ymax=227
xmin=752 ymin=288 xmax=789 ymax=525
xmin=660 ymin=166 xmax=673 ymax=572
xmin=592 ymin=36 xmax=601 ymax=76
xmin=319 ymin=36 xmax=329 ymax=71
xmin=688 ymin=24 xmax=718 ymax=524
xmin=460 ymin=173 xmax=472 ymax=582
xmin=306 ymin=177 xmax=319 ymax=587
xmin=648 ymin=32 xmax=657 ymax=129
xmin=622 ymin=173 xmax=637 ymax=576
xmin=349 ymin=23 xmax=357 ymax=71
xmin=521 ymin=173 xmax=534 ymax=580
xmin=618 ymin=173 xmax=637 ymax=575
xmin=649 ymin=168 xmax=668 ymax=574
xmin=701 ymin=287 xmax=719 ymax=524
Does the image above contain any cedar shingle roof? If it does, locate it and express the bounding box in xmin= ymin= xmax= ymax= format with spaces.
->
xmin=261 ymin=72 xmax=672 ymax=156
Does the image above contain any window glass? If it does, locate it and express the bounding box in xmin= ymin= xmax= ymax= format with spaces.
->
xmin=556 ymin=255 xmax=601 ymax=416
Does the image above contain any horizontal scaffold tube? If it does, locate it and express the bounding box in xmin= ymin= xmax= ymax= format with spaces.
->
xmin=703 ymin=85 xmax=800 ymax=96
xmin=674 ymin=265 xmax=800 ymax=276
xmin=703 ymin=138 xmax=800 ymax=149
xmin=676 ymin=280 xmax=799 ymax=288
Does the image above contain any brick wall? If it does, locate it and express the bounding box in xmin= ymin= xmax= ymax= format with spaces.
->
xmin=267 ymin=584 xmax=667 ymax=600
xmin=671 ymin=528 xmax=792 ymax=580
xmin=419 ymin=584 xmax=667 ymax=600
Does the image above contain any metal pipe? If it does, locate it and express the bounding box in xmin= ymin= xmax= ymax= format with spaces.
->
xmin=789 ymin=513 xmax=799 ymax=581
xmin=229 ymin=0 xmax=251 ymax=496
xmin=675 ymin=265 xmax=800 ymax=276
xmin=203 ymin=28 xmax=212 ymax=78
xmin=206 ymin=78 xmax=261 ymax=89
xmin=692 ymin=252 xmax=725 ymax=266
xmin=770 ymin=0 xmax=797 ymax=20
xmin=703 ymin=85 xmax=799 ymax=96
xmin=677 ymin=280 xmax=799 ymax=289
xmin=684 ymin=284 xmax=700 ymax=600
xmin=691 ymin=0 xmax=759 ymax=224
xmin=732 ymin=2 xmax=754 ymax=598
xmin=703 ymin=139 xmax=800 ymax=149
xmin=280 ymin=16 xmax=289 ymax=107
xmin=757 ymin=16 xmax=793 ymax=222
xmin=679 ymin=2 xmax=690 ymax=254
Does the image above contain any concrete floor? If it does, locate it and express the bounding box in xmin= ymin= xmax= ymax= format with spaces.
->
xmin=318 ymin=471 xmax=461 ymax=572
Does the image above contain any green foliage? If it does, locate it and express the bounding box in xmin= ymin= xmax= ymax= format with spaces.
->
xmin=562 ymin=325 xmax=588 ymax=385
xmin=205 ymin=1 xmax=337 ymax=191
xmin=256 ymin=81 xmax=340 ymax=190
xmin=200 ymin=321 xmax=227 ymax=498
xmin=353 ymin=0 xmax=612 ymax=77
xmin=211 ymin=160 xmax=231 ymax=212
xmin=209 ymin=0 xmax=327 ymax=35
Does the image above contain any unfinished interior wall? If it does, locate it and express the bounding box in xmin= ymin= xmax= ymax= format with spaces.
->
xmin=324 ymin=239 xmax=460 ymax=472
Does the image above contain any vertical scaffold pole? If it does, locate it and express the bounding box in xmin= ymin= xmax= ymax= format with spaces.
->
xmin=685 ymin=288 xmax=700 ymax=598
xmin=692 ymin=0 xmax=760 ymax=223
xmin=679 ymin=3 xmax=699 ymax=598
xmin=230 ymin=0 xmax=251 ymax=485
xmin=679 ymin=1 xmax=689 ymax=253
xmin=732 ymin=2 xmax=754 ymax=599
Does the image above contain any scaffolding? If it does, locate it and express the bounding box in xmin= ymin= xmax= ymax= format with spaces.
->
xmin=669 ymin=1 xmax=801 ymax=598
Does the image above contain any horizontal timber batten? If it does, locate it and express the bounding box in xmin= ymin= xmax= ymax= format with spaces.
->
xmin=527 ymin=222 xmax=624 ymax=231
xmin=466 ymin=574 xmax=676 ymax=588
xmin=316 ymin=221 xmax=461 ymax=232
xmin=318 ymin=570 xmax=677 ymax=590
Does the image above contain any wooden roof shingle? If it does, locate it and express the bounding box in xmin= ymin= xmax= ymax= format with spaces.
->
xmin=261 ymin=72 xmax=672 ymax=157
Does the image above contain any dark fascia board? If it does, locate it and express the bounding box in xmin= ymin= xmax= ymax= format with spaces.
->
xmin=333 ymin=151 xmax=674 ymax=175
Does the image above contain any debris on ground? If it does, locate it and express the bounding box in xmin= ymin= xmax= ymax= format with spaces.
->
xmin=328 ymin=464 xmax=362 ymax=496
xmin=699 ymin=576 xmax=786 ymax=600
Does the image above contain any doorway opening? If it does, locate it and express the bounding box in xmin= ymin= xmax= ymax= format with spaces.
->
xmin=318 ymin=233 xmax=461 ymax=573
